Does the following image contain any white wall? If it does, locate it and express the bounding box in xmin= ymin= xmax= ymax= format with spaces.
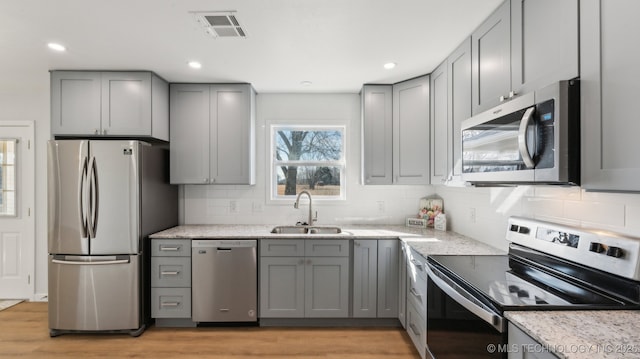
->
xmin=436 ymin=185 xmax=640 ymax=252
xmin=181 ymin=93 xmax=435 ymax=226
xmin=0 ymin=74 xmax=50 ymax=299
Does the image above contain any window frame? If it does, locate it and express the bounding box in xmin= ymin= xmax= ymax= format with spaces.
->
xmin=269 ymin=124 xmax=347 ymax=202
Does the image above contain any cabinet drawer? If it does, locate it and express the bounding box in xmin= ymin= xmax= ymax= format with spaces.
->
xmin=151 ymin=239 xmax=190 ymax=257
xmin=406 ymin=300 xmax=426 ymax=359
xmin=151 ymin=288 xmax=191 ymax=318
xmin=151 ymin=257 xmax=191 ymax=288
xmin=260 ymin=239 xmax=305 ymax=257
xmin=305 ymin=239 xmax=350 ymax=257
xmin=407 ymin=262 xmax=427 ymax=318
xmin=407 ymin=249 xmax=428 ymax=282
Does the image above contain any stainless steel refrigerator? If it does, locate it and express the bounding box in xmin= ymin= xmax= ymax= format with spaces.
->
xmin=47 ymin=140 xmax=177 ymax=337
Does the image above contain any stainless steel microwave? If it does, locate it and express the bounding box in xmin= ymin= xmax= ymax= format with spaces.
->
xmin=461 ymin=80 xmax=580 ymax=185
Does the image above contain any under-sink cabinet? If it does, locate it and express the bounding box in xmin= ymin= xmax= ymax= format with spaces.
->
xmin=259 ymin=239 xmax=350 ymax=318
xmin=150 ymin=239 xmax=192 ymax=326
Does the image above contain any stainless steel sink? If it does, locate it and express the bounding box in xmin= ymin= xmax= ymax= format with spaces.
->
xmin=270 ymin=226 xmax=343 ymax=234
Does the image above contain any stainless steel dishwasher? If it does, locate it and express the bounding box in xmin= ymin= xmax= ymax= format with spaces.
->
xmin=191 ymin=239 xmax=257 ymax=323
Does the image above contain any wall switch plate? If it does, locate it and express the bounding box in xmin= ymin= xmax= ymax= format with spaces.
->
xmin=377 ymin=201 xmax=386 ymax=213
xmin=469 ymin=207 xmax=476 ymax=223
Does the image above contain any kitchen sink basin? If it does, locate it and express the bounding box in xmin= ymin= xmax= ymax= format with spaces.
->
xmin=270 ymin=226 xmax=343 ymax=234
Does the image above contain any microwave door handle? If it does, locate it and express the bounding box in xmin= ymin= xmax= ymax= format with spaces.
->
xmin=518 ymin=107 xmax=536 ymax=169
xmin=426 ymin=263 xmax=505 ymax=333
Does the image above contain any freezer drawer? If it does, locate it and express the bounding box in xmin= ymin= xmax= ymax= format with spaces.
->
xmin=151 ymin=257 xmax=191 ymax=288
xmin=48 ymin=254 xmax=141 ymax=332
xmin=151 ymin=288 xmax=192 ymax=318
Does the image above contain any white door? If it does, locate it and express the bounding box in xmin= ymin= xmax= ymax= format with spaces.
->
xmin=0 ymin=121 xmax=34 ymax=299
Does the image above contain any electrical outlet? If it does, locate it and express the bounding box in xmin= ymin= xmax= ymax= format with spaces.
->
xmin=229 ymin=200 xmax=239 ymax=214
xmin=469 ymin=207 xmax=476 ymax=223
xmin=377 ymin=201 xmax=386 ymax=213
xmin=252 ymin=202 xmax=264 ymax=213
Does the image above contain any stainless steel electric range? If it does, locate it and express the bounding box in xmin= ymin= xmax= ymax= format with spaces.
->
xmin=425 ymin=217 xmax=640 ymax=359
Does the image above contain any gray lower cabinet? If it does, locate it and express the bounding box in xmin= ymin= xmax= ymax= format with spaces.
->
xmin=508 ymin=323 xmax=559 ymax=359
xmin=581 ymin=0 xmax=640 ymax=191
xmin=260 ymin=239 xmax=349 ymax=318
xmin=352 ymin=239 xmax=399 ymax=318
xmin=150 ymin=239 xmax=192 ymax=321
xmin=50 ymin=71 xmax=168 ymax=140
xmin=392 ymin=76 xmax=431 ymax=184
xmin=169 ymin=83 xmax=256 ymax=185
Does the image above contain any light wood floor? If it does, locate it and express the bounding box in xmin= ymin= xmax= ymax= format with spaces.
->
xmin=0 ymin=303 xmax=420 ymax=358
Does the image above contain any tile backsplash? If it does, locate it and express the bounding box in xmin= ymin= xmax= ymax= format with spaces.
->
xmin=435 ymin=185 xmax=640 ymax=252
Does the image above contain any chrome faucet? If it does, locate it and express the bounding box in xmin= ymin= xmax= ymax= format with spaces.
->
xmin=294 ymin=190 xmax=317 ymax=226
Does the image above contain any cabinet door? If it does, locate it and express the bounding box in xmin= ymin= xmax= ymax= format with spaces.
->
xmin=447 ymin=37 xmax=472 ymax=182
xmin=169 ymin=84 xmax=210 ymax=184
xmin=377 ymin=239 xmax=398 ymax=318
xmin=511 ymin=0 xmax=579 ymax=95
xmin=305 ymin=257 xmax=349 ymax=318
xmin=259 ymin=257 xmax=305 ymax=318
xmin=430 ymin=61 xmax=449 ymax=184
xmin=508 ymin=323 xmax=560 ymax=359
xmin=51 ymin=71 xmax=102 ymax=136
xmin=392 ymin=75 xmax=430 ymax=185
xmin=210 ymin=84 xmax=255 ymax=185
xmin=101 ymin=72 xmax=152 ymax=136
xmin=362 ymin=85 xmax=393 ymax=185
xmin=472 ymin=0 xmax=511 ymax=115
xmin=581 ymin=0 xmax=640 ymax=191
xmin=352 ymin=239 xmax=378 ymax=318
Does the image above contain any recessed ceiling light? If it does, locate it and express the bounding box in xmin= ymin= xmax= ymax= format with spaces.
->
xmin=384 ymin=62 xmax=396 ymax=70
xmin=188 ymin=61 xmax=202 ymax=69
xmin=47 ymin=43 xmax=66 ymax=52
xmin=300 ymin=81 xmax=312 ymax=87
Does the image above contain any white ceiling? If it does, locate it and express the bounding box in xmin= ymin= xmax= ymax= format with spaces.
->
xmin=0 ymin=0 xmax=503 ymax=93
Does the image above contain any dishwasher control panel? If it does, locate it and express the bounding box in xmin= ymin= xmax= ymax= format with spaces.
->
xmin=192 ymin=239 xmax=257 ymax=248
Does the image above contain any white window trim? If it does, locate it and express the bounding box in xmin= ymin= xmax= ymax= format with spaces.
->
xmin=267 ymin=122 xmax=347 ymax=204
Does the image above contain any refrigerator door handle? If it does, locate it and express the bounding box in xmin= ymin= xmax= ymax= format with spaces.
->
xmin=79 ymin=156 xmax=89 ymax=238
xmin=52 ymin=259 xmax=130 ymax=265
xmin=88 ymin=156 xmax=99 ymax=238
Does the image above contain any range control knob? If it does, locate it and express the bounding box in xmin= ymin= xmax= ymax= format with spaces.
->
xmin=517 ymin=289 xmax=529 ymax=298
xmin=606 ymin=246 xmax=624 ymax=258
xmin=589 ymin=242 xmax=605 ymax=253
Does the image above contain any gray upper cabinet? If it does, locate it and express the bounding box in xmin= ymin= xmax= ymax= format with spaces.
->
xmin=352 ymin=239 xmax=378 ymax=318
xmin=51 ymin=71 xmax=168 ymax=140
xmin=447 ymin=37 xmax=472 ymax=183
xmin=376 ymin=239 xmax=398 ymax=318
xmin=169 ymin=83 xmax=256 ymax=185
xmin=430 ymin=61 xmax=449 ymax=184
xmin=392 ymin=75 xmax=430 ymax=185
xmin=361 ymin=85 xmax=393 ymax=185
xmin=581 ymin=0 xmax=640 ymax=191
xmin=510 ymin=0 xmax=579 ymax=96
xmin=471 ymin=0 xmax=511 ymax=115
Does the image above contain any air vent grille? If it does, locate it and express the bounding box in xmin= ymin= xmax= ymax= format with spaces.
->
xmin=193 ymin=11 xmax=247 ymax=38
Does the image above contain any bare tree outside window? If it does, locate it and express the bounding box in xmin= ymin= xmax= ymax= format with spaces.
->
xmin=273 ymin=127 xmax=345 ymax=199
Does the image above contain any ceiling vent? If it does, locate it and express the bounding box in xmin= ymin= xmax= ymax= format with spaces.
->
xmin=193 ymin=11 xmax=247 ymax=38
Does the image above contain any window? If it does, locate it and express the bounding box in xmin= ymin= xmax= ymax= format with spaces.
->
xmin=271 ymin=125 xmax=345 ymax=200
xmin=0 ymin=139 xmax=17 ymax=216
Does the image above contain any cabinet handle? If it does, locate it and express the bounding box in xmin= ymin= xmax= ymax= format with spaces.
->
xmin=94 ymin=129 xmax=100 ymax=135
xmin=161 ymin=271 xmax=179 ymax=276
xmin=410 ymin=258 xmax=423 ymax=271
xmin=409 ymin=287 xmax=423 ymax=301
xmin=508 ymin=91 xmax=517 ymax=99
xmin=409 ymin=323 xmax=421 ymax=336
xmin=298 ymin=259 xmax=304 ymax=265
xmin=306 ymin=259 xmax=312 ymax=265
xmin=204 ymin=179 xmax=209 ymax=183
xmin=102 ymin=129 xmax=107 ymax=135
xmin=354 ymin=241 xmax=361 ymax=247
xmin=499 ymin=95 xmax=507 ymax=102
xmin=159 ymin=246 xmax=180 ymax=251
xmin=160 ymin=301 xmax=180 ymax=307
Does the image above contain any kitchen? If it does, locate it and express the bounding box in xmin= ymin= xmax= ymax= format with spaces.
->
xmin=2 ymin=0 xmax=640 ymax=358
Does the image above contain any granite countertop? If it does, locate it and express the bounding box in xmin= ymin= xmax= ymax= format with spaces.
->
xmin=149 ymin=224 xmax=505 ymax=257
xmin=506 ymin=311 xmax=640 ymax=359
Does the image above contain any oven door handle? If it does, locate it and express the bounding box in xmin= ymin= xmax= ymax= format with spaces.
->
xmin=426 ymin=263 xmax=505 ymax=333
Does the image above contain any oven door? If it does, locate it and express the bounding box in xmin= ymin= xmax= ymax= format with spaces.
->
xmin=426 ymin=261 xmax=506 ymax=359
